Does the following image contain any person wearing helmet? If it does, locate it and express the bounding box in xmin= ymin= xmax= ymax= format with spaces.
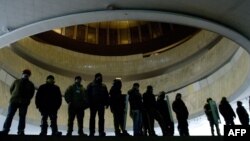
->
xmin=0 ymin=69 xmax=35 ymax=135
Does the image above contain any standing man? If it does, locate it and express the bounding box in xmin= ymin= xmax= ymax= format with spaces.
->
xmin=0 ymin=69 xmax=35 ymax=135
xmin=109 ymin=79 xmax=130 ymax=136
xmin=128 ymin=83 xmax=143 ymax=136
xmin=218 ymin=97 xmax=236 ymax=125
xmin=204 ymin=98 xmax=221 ymax=136
xmin=172 ymin=93 xmax=189 ymax=136
xmin=35 ymin=75 xmax=62 ymax=136
xmin=64 ymin=76 xmax=88 ymax=136
xmin=236 ymin=101 xmax=249 ymax=126
xmin=87 ymin=73 xmax=109 ymax=136
xmin=156 ymin=91 xmax=174 ymax=136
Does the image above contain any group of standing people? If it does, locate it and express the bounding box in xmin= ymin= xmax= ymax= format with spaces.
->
xmin=0 ymin=69 xmax=249 ymax=136
xmin=204 ymin=97 xmax=249 ymax=136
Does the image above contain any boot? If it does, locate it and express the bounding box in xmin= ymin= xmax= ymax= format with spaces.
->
xmin=17 ymin=131 xmax=25 ymax=136
xmin=78 ymin=130 xmax=88 ymax=136
xmin=66 ymin=132 xmax=72 ymax=136
xmin=0 ymin=130 xmax=9 ymax=135
xmin=52 ymin=131 xmax=62 ymax=136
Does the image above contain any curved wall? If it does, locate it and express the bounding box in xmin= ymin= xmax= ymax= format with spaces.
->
xmin=0 ymin=35 xmax=246 ymax=130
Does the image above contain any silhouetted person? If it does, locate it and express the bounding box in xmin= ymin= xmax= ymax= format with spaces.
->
xmin=87 ymin=73 xmax=109 ymax=136
xmin=236 ymin=101 xmax=249 ymax=125
xmin=0 ymin=69 xmax=35 ymax=135
xmin=142 ymin=85 xmax=167 ymax=136
xmin=172 ymin=93 xmax=189 ymax=136
xmin=109 ymin=79 xmax=130 ymax=136
xmin=64 ymin=76 xmax=89 ymax=136
xmin=219 ymin=97 xmax=236 ymax=125
xmin=35 ymin=75 xmax=62 ymax=136
xmin=204 ymin=98 xmax=221 ymax=136
xmin=142 ymin=85 xmax=157 ymax=136
xmin=156 ymin=91 xmax=174 ymax=136
xmin=128 ymin=83 xmax=143 ymax=136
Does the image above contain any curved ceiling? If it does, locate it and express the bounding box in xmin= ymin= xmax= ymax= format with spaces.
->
xmin=0 ymin=0 xmax=250 ymax=133
xmin=0 ymin=1 xmax=250 ymax=53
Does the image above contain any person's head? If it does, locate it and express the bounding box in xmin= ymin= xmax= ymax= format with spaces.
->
xmin=175 ymin=93 xmax=182 ymax=100
xmin=95 ymin=73 xmax=102 ymax=83
xmin=133 ymin=83 xmax=140 ymax=90
xmin=22 ymin=69 xmax=31 ymax=79
xmin=237 ymin=101 xmax=242 ymax=107
xmin=46 ymin=75 xmax=55 ymax=84
xmin=146 ymin=85 xmax=153 ymax=93
xmin=222 ymin=97 xmax=227 ymax=101
xmin=158 ymin=91 xmax=165 ymax=100
xmin=113 ymin=79 xmax=122 ymax=89
xmin=207 ymin=97 xmax=212 ymax=103
xmin=75 ymin=76 xmax=82 ymax=84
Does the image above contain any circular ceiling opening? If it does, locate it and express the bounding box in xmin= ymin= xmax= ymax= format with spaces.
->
xmin=31 ymin=20 xmax=199 ymax=56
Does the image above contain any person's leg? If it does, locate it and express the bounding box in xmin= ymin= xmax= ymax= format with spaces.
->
xmin=40 ymin=112 xmax=49 ymax=135
xmin=67 ymin=107 xmax=75 ymax=136
xmin=113 ymin=111 xmax=121 ymax=136
xmin=1 ymin=103 xmax=18 ymax=134
xmin=77 ymin=110 xmax=87 ymax=136
xmin=98 ymin=106 xmax=105 ymax=136
xmin=215 ymin=123 xmax=221 ymax=136
xmin=17 ymin=104 xmax=28 ymax=135
xmin=89 ymin=107 xmax=97 ymax=136
xmin=209 ymin=122 xmax=215 ymax=136
xmin=50 ymin=112 xmax=61 ymax=136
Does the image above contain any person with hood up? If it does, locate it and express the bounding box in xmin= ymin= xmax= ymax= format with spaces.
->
xmin=87 ymin=73 xmax=109 ymax=136
xmin=218 ymin=97 xmax=236 ymax=125
xmin=172 ymin=93 xmax=189 ymax=136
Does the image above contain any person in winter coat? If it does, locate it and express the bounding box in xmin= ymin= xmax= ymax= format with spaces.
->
xmin=87 ymin=73 xmax=109 ymax=136
xmin=109 ymin=79 xmax=130 ymax=136
xmin=172 ymin=93 xmax=189 ymax=136
xmin=35 ymin=75 xmax=62 ymax=136
xmin=142 ymin=85 xmax=167 ymax=136
xmin=128 ymin=83 xmax=143 ymax=136
xmin=0 ymin=69 xmax=35 ymax=135
xmin=204 ymin=98 xmax=221 ymax=136
xmin=64 ymin=76 xmax=89 ymax=136
xmin=236 ymin=101 xmax=249 ymax=125
xmin=218 ymin=97 xmax=236 ymax=125
xmin=156 ymin=91 xmax=174 ymax=136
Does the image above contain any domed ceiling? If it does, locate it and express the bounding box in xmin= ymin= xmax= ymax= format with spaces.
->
xmin=31 ymin=21 xmax=199 ymax=56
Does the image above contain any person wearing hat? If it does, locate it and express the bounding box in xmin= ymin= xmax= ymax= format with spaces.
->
xmin=0 ymin=69 xmax=35 ymax=135
xmin=87 ymin=73 xmax=109 ymax=136
xmin=64 ymin=76 xmax=89 ymax=136
xmin=35 ymin=75 xmax=62 ymax=136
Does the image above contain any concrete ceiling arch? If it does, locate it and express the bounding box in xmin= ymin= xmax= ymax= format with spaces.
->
xmin=0 ymin=10 xmax=250 ymax=54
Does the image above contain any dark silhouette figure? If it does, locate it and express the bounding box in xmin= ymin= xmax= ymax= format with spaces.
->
xmin=156 ymin=91 xmax=174 ymax=136
xmin=0 ymin=69 xmax=35 ymax=135
xmin=35 ymin=75 xmax=62 ymax=136
xmin=87 ymin=73 xmax=109 ymax=136
xmin=109 ymin=79 xmax=130 ymax=136
xmin=204 ymin=98 xmax=221 ymax=136
xmin=172 ymin=93 xmax=189 ymax=136
xmin=218 ymin=97 xmax=236 ymax=125
xmin=128 ymin=83 xmax=143 ymax=136
xmin=64 ymin=76 xmax=89 ymax=136
xmin=142 ymin=85 xmax=167 ymax=136
xmin=236 ymin=101 xmax=249 ymax=125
